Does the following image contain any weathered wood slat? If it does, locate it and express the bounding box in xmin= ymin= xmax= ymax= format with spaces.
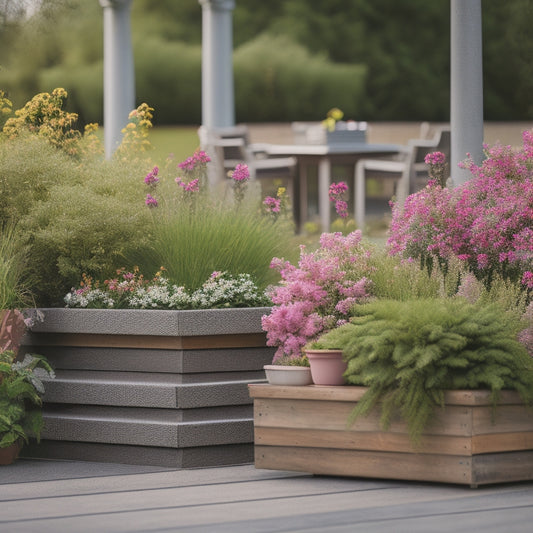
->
xmin=255 ymin=427 xmax=473 ymax=455
xmin=248 ymin=384 xmax=524 ymax=406
xmin=472 ymin=450 xmax=533 ymax=485
xmin=471 ymin=432 xmax=533 ymax=454
xmin=254 ymin=445 xmax=473 ymax=485
xmin=253 ymin=398 xmax=474 ymax=436
xmin=472 ymin=405 xmax=533 ymax=434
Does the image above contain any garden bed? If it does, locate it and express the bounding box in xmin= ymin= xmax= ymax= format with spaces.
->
xmin=20 ymin=307 xmax=274 ymax=467
xmin=249 ymin=384 xmax=533 ymax=487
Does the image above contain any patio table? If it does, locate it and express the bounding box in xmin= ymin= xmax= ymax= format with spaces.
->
xmin=264 ymin=142 xmax=403 ymax=230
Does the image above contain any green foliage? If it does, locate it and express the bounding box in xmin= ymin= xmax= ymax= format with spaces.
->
xmin=365 ymin=250 xmax=457 ymax=301
xmin=274 ymin=355 xmax=310 ymax=367
xmin=0 ymin=350 xmax=55 ymax=448
xmin=0 ymin=134 xmax=79 ymax=224
xmin=40 ymin=62 xmax=103 ymax=125
xmin=134 ymin=37 xmax=202 ymax=125
xmin=0 ymin=225 xmax=33 ymax=310
xmin=233 ymin=34 xmax=367 ymax=122
xmin=131 ymin=197 xmax=296 ymax=292
xmin=20 ymin=159 xmax=152 ymax=306
xmin=2 ymin=0 xmax=531 ymax=122
xmin=317 ymin=298 xmax=533 ymax=443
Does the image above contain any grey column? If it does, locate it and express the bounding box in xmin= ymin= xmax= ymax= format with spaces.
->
xmin=450 ymin=0 xmax=484 ymax=185
xmin=99 ymin=0 xmax=135 ymax=159
xmin=198 ymin=0 xmax=235 ymax=130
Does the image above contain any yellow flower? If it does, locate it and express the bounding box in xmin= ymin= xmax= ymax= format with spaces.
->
xmin=328 ymin=107 xmax=344 ymax=121
xmin=322 ymin=108 xmax=345 ymax=131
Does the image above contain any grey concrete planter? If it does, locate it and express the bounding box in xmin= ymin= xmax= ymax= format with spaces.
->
xmin=22 ymin=307 xmax=274 ymax=467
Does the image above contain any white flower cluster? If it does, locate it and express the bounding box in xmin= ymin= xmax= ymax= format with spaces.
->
xmin=64 ymin=272 xmax=270 ymax=310
xmin=64 ymin=288 xmax=115 ymax=308
xmin=189 ymin=273 xmax=268 ymax=309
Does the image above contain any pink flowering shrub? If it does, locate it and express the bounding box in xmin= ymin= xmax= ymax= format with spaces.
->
xmin=262 ymin=231 xmax=372 ymax=360
xmin=389 ymin=131 xmax=533 ymax=292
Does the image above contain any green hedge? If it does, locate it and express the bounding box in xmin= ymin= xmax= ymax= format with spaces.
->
xmin=234 ymin=34 xmax=367 ymax=122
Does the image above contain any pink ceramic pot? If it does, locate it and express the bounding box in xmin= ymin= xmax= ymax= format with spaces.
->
xmin=305 ymin=349 xmax=347 ymax=386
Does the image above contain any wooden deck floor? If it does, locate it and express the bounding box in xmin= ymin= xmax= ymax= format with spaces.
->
xmin=1 ymin=459 xmax=532 ymax=532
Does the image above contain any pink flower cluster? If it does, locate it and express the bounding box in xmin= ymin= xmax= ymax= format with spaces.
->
xmin=424 ymin=151 xmax=448 ymax=187
xmin=144 ymin=166 xmax=160 ymax=207
xmin=177 ymin=150 xmax=211 ymax=171
xmin=329 ymin=181 xmax=349 ymax=218
xmin=388 ymin=131 xmax=533 ymax=289
xmin=231 ymin=163 xmax=250 ymax=182
xmin=263 ymin=196 xmax=281 ymax=213
xmin=145 ymin=194 xmax=158 ymax=208
xmin=230 ymin=163 xmax=250 ymax=205
xmin=175 ymin=177 xmax=200 ymax=193
xmin=424 ymin=151 xmax=446 ymax=165
xmin=104 ymin=267 xmax=147 ymax=293
xmin=262 ymin=231 xmax=372 ymax=360
xmin=144 ymin=166 xmax=159 ymax=187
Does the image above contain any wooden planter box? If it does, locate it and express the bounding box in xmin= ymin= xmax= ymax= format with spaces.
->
xmin=248 ymin=384 xmax=533 ymax=487
xmin=19 ymin=308 xmax=274 ymax=467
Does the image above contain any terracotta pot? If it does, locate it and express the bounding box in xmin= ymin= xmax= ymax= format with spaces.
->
xmin=0 ymin=440 xmax=23 ymax=466
xmin=263 ymin=365 xmax=312 ymax=386
xmin=305 ymin=349 xmax=347 ymax=386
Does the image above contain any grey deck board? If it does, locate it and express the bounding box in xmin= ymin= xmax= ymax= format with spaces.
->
xmin=1 ymin=460 xmax=532 ymax=532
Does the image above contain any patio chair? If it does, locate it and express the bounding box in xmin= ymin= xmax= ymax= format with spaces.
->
xmin=198 ymin=125 xmax=297 ymax=181
xmin=353 ymin=126 xmax=451 ymax=229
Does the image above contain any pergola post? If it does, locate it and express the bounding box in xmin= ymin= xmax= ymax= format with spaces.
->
xmin=198 ymin=0 xmax=236 ymax=130
xmin=450 ymin=0 xmax=484 ymax=185
xmin=99 ymin=0 xmax=135 ymax=159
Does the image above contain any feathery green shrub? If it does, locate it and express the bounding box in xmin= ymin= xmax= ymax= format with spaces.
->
xmin=316 ymin=297 xmax=533 ymax=442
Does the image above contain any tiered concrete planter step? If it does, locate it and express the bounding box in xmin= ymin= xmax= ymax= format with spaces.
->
xmin=21 ymin=308 xmax=274 ymax=467
xmin=41 ymin=370 xmax=265 ymax=408
xmin=249 ymin=384 xmax=533 ymax=487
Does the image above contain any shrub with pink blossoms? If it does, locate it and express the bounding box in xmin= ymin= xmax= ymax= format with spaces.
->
xmin=262 ymin=231 xmax=372 ymax=360
xmin=389 ymin=131 xmax=533 ymax=295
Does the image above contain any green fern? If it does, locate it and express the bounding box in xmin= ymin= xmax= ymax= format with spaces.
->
xmin=317 ymin=298 xmax=533 ymax=443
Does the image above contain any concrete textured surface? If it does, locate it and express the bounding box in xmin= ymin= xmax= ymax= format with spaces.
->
xmin=29 ymin=307 xmax=272 ymax=336
xmin=1 ymin=459 xmax=532 ymax=532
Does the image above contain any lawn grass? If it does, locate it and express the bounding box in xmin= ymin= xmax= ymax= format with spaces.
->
xmin=148 ymin=125 xmax=201 ymax=163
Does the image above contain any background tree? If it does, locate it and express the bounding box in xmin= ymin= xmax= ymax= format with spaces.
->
xmin=0 ymin=0 xmax=531 ymax=125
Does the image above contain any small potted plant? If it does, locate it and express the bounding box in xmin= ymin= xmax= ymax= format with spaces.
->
xmin=263 ymin=354 xmax=312 ymax=386
xmin=304 ymin=340 xmax=347 ymax=386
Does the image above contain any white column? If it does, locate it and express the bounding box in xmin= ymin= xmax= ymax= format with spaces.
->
xmin=100 ymin=0 xmax=135 ymax=159
xmin=450 ymin=0 xmax=484 ymax=185
xmin=318 ymin=157 xmax=331 ymax=232
xmin=198 ymin=0 xmax=235 ymax=130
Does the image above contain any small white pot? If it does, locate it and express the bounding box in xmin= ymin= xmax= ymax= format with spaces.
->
xmin=263 ymin=365 xmax=313 ymax=386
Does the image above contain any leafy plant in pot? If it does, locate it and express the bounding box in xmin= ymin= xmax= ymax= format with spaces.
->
xmin=0 ymin=350 xmax=55 ymax=464
xmin=264 ymin=355 xmax=312 ymax=386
